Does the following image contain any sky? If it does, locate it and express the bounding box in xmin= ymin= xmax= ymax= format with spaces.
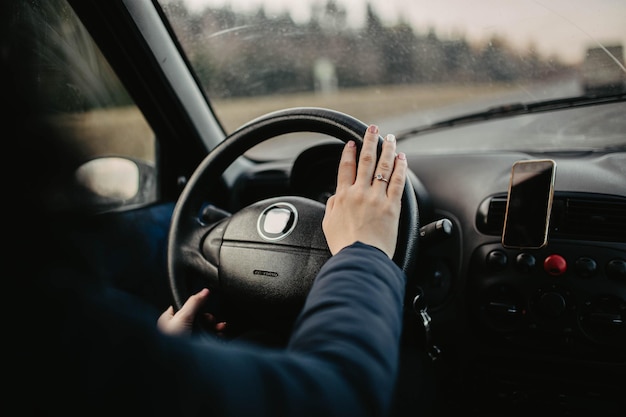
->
xmin=176 ymin=0 xmax=626 ymax=64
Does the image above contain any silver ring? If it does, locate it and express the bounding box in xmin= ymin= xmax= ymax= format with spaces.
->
xmin=374 ymin=173 xmax=389 ymax=183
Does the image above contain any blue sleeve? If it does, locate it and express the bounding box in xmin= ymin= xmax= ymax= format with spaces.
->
xmin=179 ymin=241 xmax=406 ymax=417
xmin=27 ymin=242 xmax=406 ymax=417
xmin=287 ymin=241 xmax=407 ymax=415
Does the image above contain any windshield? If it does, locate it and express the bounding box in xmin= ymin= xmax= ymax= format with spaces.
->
xmin=159 ymin=0 xmax=626 ymax=151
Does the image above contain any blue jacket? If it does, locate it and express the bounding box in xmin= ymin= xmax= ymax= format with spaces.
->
xmin=22 ymin=242 xmax=406 ymax=417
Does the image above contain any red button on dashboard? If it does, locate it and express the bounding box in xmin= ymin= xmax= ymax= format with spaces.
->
xmin=544 ymin=254 xmax=567 ymax=276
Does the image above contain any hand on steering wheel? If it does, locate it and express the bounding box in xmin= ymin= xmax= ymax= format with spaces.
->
xmin=167 ymin=108 xmax=419 ymax=331
xmin=323 ymin=125 xmax=407 ymax=258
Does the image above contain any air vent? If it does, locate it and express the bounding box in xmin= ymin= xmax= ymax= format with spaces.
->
xmin=554 ymin=196 xmax=626 ymax=241
xmin=476 ymin=195 xmax=507 ymax=235
xmin=477 ymin=193 xmax=626 ymax=243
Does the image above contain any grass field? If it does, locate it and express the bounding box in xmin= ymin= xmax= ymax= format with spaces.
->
xmin=213 ymin=83 xmax=511 ymax=132
xmin=49 ymin=82 xmax=512 ymax=161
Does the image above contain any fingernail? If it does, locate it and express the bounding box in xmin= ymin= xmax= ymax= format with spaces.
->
xmin=347 ymin=140 xmax=356 ymax=147
xmin=368 ymin=124 xmax=379 ymax=134
xmin=397 ymin=152 xmax=406 ymax=160
xmin=386 ymin=133 xmax=396 ymax=142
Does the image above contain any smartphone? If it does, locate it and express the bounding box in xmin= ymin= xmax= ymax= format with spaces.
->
xmin=501 ymin=159 xmax=556 ymax=249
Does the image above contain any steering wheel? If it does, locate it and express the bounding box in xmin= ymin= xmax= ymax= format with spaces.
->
xmin=167 ymin=107 xmax=419 ymax=330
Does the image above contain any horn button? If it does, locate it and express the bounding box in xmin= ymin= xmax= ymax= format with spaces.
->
xmin=204 ymin=196 xmax=331 ymax=306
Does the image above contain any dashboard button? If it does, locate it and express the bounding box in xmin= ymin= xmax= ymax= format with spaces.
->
xmin=486 ymin=250 xmax=507 ymax=270
xmin=515 ymin=253 xmax=536 ymax=273
xmin=606 ymin=259 xmax=626 ymax=281
xmin=544 ymin=254 xmax=567 ymax=276
xmin=575 ymin=257 xmax=597 ymax=278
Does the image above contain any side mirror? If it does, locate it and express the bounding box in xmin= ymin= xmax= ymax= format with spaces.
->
xmin=76 ymin=157 xmax=140 ymax=200
xmin=63 ymin=156 xmax=156 ymax=214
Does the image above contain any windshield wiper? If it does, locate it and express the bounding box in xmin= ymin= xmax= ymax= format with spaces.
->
xmin=395 ymin=92 xmax=626 ymax=140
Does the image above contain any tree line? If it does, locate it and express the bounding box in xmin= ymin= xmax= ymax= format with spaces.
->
xmin=165 ymin=0 xmax=570 ymax=98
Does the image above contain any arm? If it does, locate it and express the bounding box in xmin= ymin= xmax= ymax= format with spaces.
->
xmin=286 ymin=242 xmax=406 ymax=416
xmin=158 ymin=125 xmax=408 ymax=416
xmin=281 ymin=123 xmax=408 ymax=415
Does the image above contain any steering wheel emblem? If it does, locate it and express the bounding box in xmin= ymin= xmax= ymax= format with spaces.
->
xmin=257 ymin=202 xmax=298 ymax=241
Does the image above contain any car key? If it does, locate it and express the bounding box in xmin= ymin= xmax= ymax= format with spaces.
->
xmin=412 ymin=287 xmax=441 ymax=361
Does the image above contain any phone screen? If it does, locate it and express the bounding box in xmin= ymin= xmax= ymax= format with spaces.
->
xmin=502 ymin=159 xmax=556 ymax=249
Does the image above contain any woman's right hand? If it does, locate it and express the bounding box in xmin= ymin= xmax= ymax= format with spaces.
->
xmin=322 ymin=124 xmax=407 ymax=258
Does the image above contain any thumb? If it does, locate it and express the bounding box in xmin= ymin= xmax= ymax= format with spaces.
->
xmin=157 ymin=305 xmax=175 ymax=328
xmin=176 ymin=288 xmax=210 ymax=322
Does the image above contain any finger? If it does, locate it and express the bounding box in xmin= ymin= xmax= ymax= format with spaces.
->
xmin=198 ymin=313 xmax=227 ymax=333
xmin=386 ymin=152 xmax=408 ymax=202
xmin=176 ymin=288 xmax=210 ymax=322
xmin=215 ymin=321 xmax=228 ymax=337
xmin=372 ymin=133 xmax=397 ymax=190
xmin=355 ymin=124 xmax=380 ymax=186
xmin=202 ymin=312 xmax=216 ymax=323
xmin=335 ymin=140 xmax=357 ymax=193
xmin=157 ymin=306 xmax=175 ymax=327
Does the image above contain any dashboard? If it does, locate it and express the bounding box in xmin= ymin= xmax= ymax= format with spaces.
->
xmin=231 ymin=130 xmax=626 ymax=415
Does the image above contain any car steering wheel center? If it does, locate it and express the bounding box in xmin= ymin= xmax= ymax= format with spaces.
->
xmin=257 ymin=202 xmax=298 ymax=241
